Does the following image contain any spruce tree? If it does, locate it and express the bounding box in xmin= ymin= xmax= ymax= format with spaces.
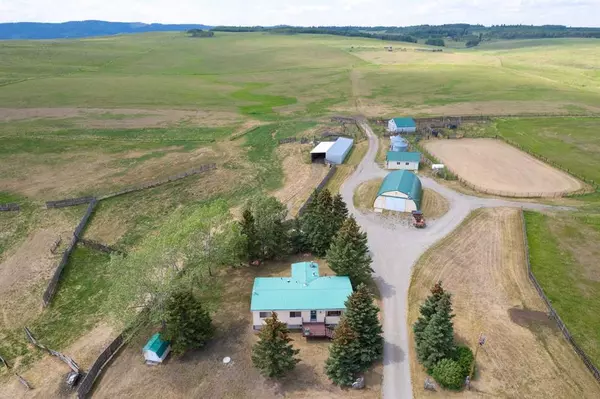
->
xmin=331 ymin=193 xmax=348 ymax=233
xmin=240 ymin=208 xmax=260 ymax=263
xmin=413 ymin=283 xmax=455 ymax=370
xmin=252 ymin=312 xmax=300 ymax=378
xmin=413 ymin=281 xmax=446 ymax=345
xmin=344 ymin=284 xmax=383 ymax=371
xmin=325 ymin=318 xmax=361 ymax=386
xmin=163 ymin=289 xmax=214 ymax=356
xmin=326 ymin=216 xmax=373 ymax=286
xmin=301 ymin=189 xmax=337 ymax=256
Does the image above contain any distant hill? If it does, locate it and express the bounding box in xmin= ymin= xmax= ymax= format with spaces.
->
xmin=0 ymin=20 xmax=212 ymax=40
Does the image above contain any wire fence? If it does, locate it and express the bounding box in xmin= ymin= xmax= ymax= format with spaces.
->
xmin=520 ymin=210 xmax=600 ymax=382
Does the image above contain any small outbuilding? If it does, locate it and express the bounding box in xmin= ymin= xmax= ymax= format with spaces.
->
xmin=143 ymin=333 xmax=171 ymax=364
xmin=310 ymin=137 xmax=354 ymax=165
xmin=388 ymin=117 xmax=416 ymax=134
xmin=374 ymin=170 xmax=422 ymax=213
xmin=386 ymin=151 xmax=421 ymax=171
xmin=390 ymin=135 xmax=408 ymax=152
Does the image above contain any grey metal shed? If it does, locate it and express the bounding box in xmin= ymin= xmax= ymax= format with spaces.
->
xmin=326 ymin=137 xmax=354 ymax=165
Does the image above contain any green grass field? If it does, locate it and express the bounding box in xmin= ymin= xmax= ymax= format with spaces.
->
xmin=2 ymin=32 xmax=600 ymax=388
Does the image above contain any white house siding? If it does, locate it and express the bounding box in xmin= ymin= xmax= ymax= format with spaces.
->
xmin=388 ymin=120 xmax=397 ymax=132
xmin=252 ymin=310 xmax=343 ymax=329
xmin=386 ymin=160 xmax=419 ymax=171
xmin=388 ymin=120 xmax=417 ymax=133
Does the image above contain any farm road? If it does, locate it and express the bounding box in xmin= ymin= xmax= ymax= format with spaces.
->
xmin=340 ymin=121 xmax=570 ymax=398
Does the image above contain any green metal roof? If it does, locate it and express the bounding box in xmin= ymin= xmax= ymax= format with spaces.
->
xmin=386 ymin=151 xmax=421 ymax=162
xmin=377 ymin=170 xmax=423 ymax=208
xmin=143 ymin=333 xmax=170 ymax=358
xmin=251 ymin=262 xmax=353 ymax=311
xmin=392 ymin=118 xmax=416 ymax=128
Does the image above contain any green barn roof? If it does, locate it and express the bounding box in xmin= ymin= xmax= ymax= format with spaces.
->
xmin=386 ymin=151 xmax=421 ymax=162
xmin=392 ymin=118 xmax=416 ymax=128
xmin=377 ymin=170 xmax=423 ymax=208
xmin=250 ymin=262 xmax=352 ymax=311
xmin=143 ymin=333 xmax=170 ymax=357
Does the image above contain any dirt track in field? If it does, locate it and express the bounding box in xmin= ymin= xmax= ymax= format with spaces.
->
xmin=424 ymin=138 xmax=584 ymax=197
xmin=407 ymin=208 xmax=600 ymax=398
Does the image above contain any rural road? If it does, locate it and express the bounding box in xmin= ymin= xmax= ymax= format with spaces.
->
xmin=339 ymin=121 xmax=567 ymax=398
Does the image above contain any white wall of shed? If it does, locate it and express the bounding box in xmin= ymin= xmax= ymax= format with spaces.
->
xmin=386 ymin=160 xmax=419 ymax=170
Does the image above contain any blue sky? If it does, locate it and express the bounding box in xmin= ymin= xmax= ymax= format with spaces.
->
xmin=1 ymin=0 xmax=599 ymax=26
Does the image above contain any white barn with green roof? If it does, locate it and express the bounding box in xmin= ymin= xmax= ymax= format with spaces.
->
xmin=250 ymin=262 xmax=353 ymax=337
xmin=388 ymin=117 xmax=416 ymax=133
xmin=386 ymin=151 xmax=421 ymax=171
xmin=374 ymin=170 xmax=423 ymax=213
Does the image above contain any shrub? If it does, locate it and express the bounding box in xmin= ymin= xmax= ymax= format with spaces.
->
xmin=453 ymin=345 xmax=474 ymax=377
xmin=431 ymin=358 xmax=464 ymax=390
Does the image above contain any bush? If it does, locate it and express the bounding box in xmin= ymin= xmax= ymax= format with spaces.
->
xmin=431 ymin=358 xmax=464 ymax=390
xmin=453 ymin=345 xmax=474 ymax=377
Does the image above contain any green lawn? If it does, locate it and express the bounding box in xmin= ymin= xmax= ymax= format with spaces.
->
xmin=524 ymin=211 xmax=600 ymax=367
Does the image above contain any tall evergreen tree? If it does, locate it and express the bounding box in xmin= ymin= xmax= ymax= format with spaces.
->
xmin=326 ymin=216 xmax=373 ymax=286
xmin=301 ymin=189 xmax=337 ymax=256
xmin=163 ymin=289 xmax=214 ymax=356
xmin=344 ymin=284 xmax=384 ymax=371
xmin=252 ymin=312 xmax=300 ymax=378
xmin=413 ymin=282 xmax=455 ymax=370
xmin=331 ymin=193 xmax=348 ymax=233
xmin=240 ymin=208 xmax=260 ymax=263
xmin=325 ymin=318 xmax=361 ymax=386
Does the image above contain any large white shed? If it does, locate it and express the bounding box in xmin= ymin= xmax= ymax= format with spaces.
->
xmin=310 ymin=138 xmax=354 ymax=165
xmin=374 ymin=170 xmax=422 ymax=213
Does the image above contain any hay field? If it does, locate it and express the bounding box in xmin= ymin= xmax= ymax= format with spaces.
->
xmin=424 ymin=138 xmax=584 ymax=197
xmin=408 ymin=208 xmax=600 ymax=398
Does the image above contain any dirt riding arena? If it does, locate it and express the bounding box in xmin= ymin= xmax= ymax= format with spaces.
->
xmin=424 ymin=138 xmax=584 ymax=197
xmin=408 ymin=208 xmax=600 ymax=398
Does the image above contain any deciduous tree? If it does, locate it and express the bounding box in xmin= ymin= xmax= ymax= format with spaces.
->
xmin=252 ymin=312 xmax=300 ymax=378
xmin=245 ymin=195 xmax=289 ymax=260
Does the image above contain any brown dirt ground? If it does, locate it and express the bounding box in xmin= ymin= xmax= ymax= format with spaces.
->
xmin=272 ymin=145 xmax=329 ymax=217
xmin=1 ymin=322 xmax=117 ymax=399
xmin=0 ymin=211 xmax=83 ymax=329
xmin=424 ymin=138 xmax=584 ymax=197
xmin=0 ymin=108 xmax=240 ymax=128
xmin=92 ymin=259 xmax=382 ymax=399
xmin=408 ymin=207 xmax=600 ymax=398
xmin=420 ymin=189 xmax=449 ymax=220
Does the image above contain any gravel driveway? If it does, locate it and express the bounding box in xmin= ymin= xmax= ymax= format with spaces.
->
xmin=339 ymin=121 xmax=569 ymax=398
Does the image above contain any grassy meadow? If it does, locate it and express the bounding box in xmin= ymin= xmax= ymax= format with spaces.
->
xmin=1 ymin=31 xmax=600 ymax=391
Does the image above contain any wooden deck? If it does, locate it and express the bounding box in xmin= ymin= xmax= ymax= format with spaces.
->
xmin=302 ymin=322 xmax=334 ymax=339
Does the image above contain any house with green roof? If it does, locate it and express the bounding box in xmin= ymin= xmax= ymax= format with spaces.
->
xmin=251 ymin=262 xmax=353 ymax=337
xmin=143 ymin=333 xmax=171 ymax=364
xmin=374 ymin=170 xmax=422 ymax=213
xmin=388 ymin=117 xmax=416 ymax=133
xmin=386 ymin=151 xmax=421 ymax=171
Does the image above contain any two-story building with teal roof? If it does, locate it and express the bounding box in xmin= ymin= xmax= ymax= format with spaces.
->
xmin=374 ymin=170 xmax=422 ymax=213
xmin=250 ymin=262 xmax=353 ymax=337
xmin=388 ymin=117 xmax=416 ymax=133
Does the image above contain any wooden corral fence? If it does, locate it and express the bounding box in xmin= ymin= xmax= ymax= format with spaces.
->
xmin=279 ymin=137 xmax=297 ymax=144
xmin=0 ymin=203 xmax=20 ymax=212
xmin=46 ymin=196 xmax=95 ymax=209
xmin=297 ymin=165 xmax=337 ymax=217
xmin=99 ymin=163 xmax=216 ymax=200
xmin=25 ymin=327 xmax=81 ymax=373
xmin=520 ymin=211 xmax=600 ymax=382
xmin=43 ymin=199 xmax=97 ymax=307
xmin=76 ymin=334 xmax=125 ymax=399
xmin=78 ymin=238 xmax=125 ymax=256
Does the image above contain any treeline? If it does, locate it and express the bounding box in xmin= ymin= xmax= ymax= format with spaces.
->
xmin=212 ymin=24 xmax=600 ymax=42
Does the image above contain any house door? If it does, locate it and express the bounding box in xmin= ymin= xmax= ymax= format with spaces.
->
xmin=310 ymin=310 xmax=317 ymax=322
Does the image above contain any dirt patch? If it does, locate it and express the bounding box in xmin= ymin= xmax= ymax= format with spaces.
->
xmin=1 ymin=322 xmax=117 ymax=399
xmin=508 ymin=307 xmax=556 ymax=330
xmin=420 ymin=189 xmax=449 ymax=220
xmin=424 ymin=138 xmax=585 ymax=197
xmin=272 ymin=145 xmax=329 ymax=217
xmin=93 ymin=258 xmax=381 ymax=398
xmin=408 ymin=208 xmax=600 ymax=398
xmin=0 ymin=108 xmax=240 ymax=128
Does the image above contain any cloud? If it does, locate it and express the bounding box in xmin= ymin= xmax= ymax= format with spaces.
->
xmin=0 ymin=0 xmax=598 ymax=27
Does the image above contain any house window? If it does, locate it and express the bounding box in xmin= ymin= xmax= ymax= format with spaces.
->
xmin=289 ymin=311 xmax=302 ymax=318
xmin=259 ymin=312 xmax=272 ymax=318
xmin=326 ymin=311 xmax=342 ymax=317
xmin=396 ymin=161 xmax=401 ymax=165
xmin=405 ymin=162 xmax=410 ymax=165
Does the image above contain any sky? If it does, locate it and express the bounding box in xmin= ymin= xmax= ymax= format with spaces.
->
xmin=1 ymin=0 xmax=599 ymax=27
